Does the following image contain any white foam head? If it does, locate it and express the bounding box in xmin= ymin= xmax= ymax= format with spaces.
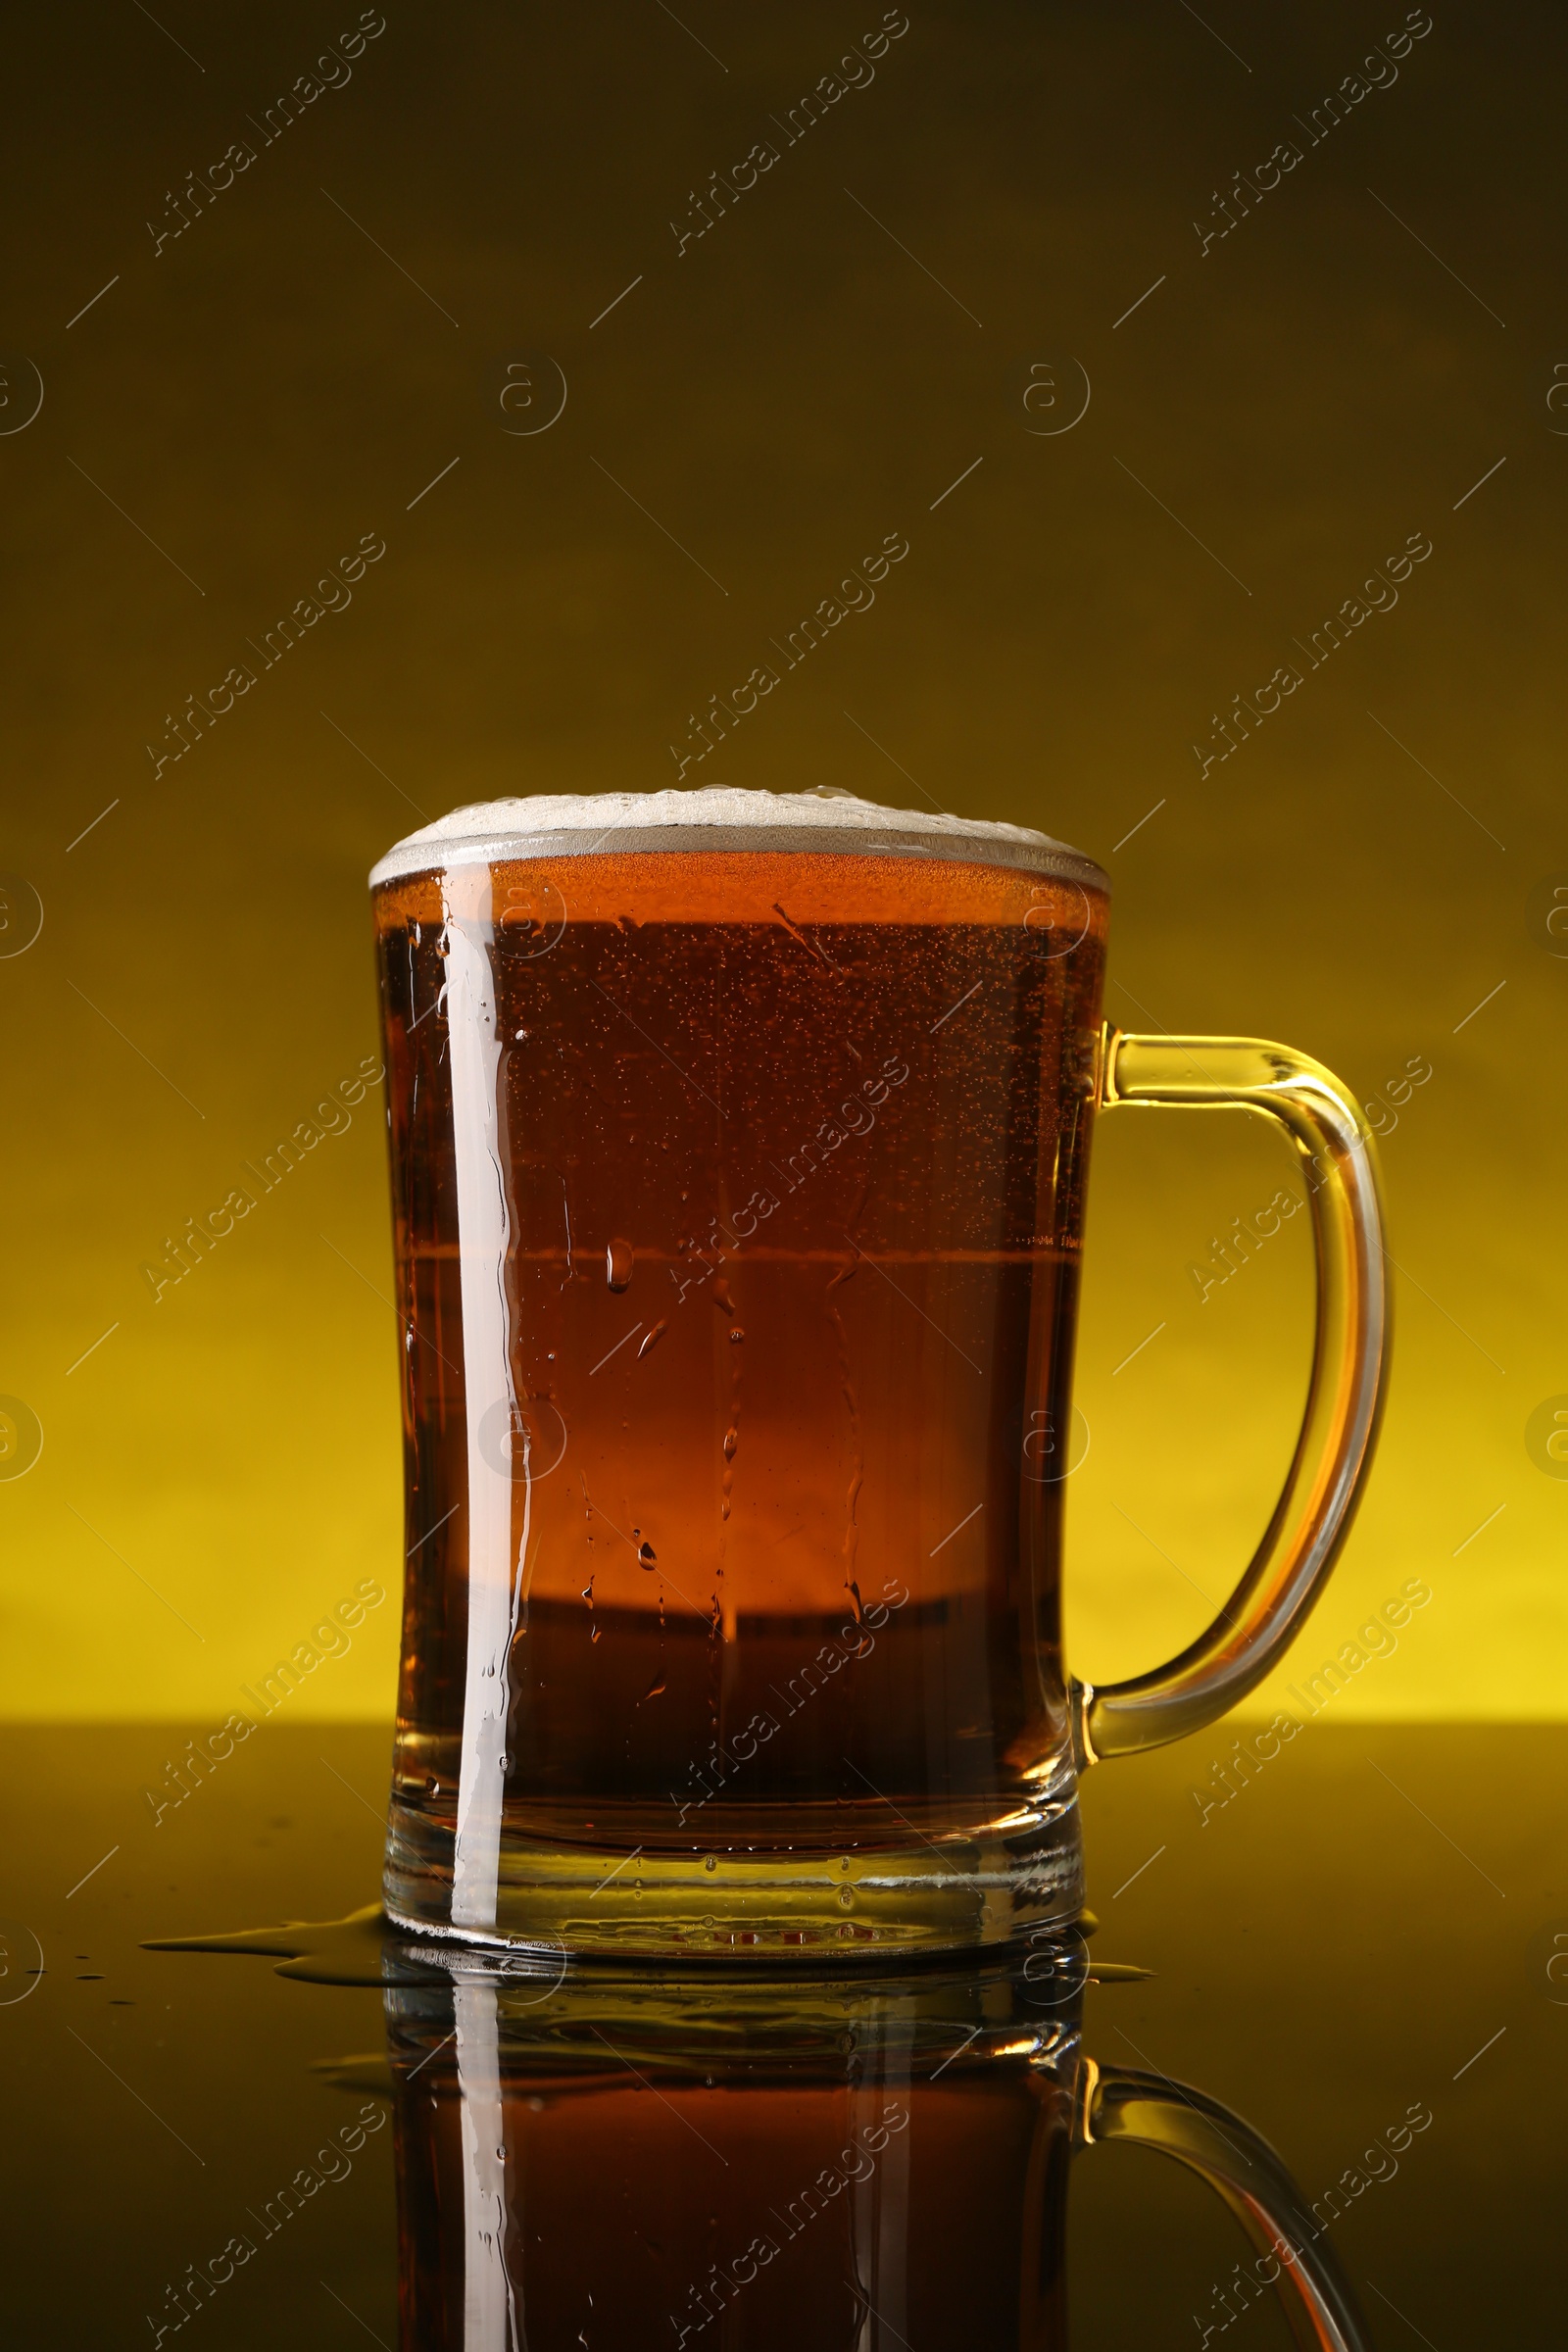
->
xmin=369 ymin=787 xmax=1106 ymax=890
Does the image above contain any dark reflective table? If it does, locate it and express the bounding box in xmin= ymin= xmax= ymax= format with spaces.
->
xmin=4 ymin=1724 xmax=1558 ymax=2345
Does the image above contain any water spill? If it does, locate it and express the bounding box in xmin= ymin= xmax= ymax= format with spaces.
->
xmin=145 ymin=1901 xmax=1143 ymax=1992
xmin=142 ymin=1903 xmax=444 ymax=1986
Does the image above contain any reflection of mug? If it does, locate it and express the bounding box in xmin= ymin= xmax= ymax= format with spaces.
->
xmin=383 ymin=1944 xmax=1370 ymax=2350
xmin=370 ymin=790 xmax=1388 ymax=1952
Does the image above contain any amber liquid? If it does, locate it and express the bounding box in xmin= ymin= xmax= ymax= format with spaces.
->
xmin=374 ymin=850 xmax=1105 ymax=1946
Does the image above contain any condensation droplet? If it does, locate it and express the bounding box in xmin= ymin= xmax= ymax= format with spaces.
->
xmin=729 ymin=1326 xmax=745 ymax=1344
xmin=704 ymin=1854 xmax=717 ymax=1872
xmin=606 ymin=1238 xmax=633 ymax=1292
xmin=638 ymin=1540 xmax=657 ymax=1567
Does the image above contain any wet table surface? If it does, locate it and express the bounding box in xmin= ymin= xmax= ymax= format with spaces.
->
xmin=4 ymin=1723 xmax=1560 ymax=2348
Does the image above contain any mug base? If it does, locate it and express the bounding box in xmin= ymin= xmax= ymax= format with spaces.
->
xmin=382 ymin=1796 xmax=1085 ymax=1958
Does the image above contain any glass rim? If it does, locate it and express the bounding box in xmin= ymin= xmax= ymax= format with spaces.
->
xmin=369 ymin=790 xmax=1109 ymax=894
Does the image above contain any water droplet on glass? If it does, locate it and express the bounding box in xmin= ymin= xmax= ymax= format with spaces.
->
xmin=704 ymin=1854 xmax=717 ymax=1873
xmin=638 ymin=1540 xmax=657 ymax=1567
xmin=729 ymin=1326 xmax=745 ymax=1344
xmin=722 ymin=1426 xmax=739 ymax=1462
xmin=606 ymin=1238 xmax=633 ymax=1292
xmin=637 ymin=1319 xmax=667 ymax=1358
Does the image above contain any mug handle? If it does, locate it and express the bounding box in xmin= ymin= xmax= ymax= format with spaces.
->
xmin=1071 ymin=1029 xmax=1390 ymax=1764
xmin=1075 ymin=2060 xmax=1372 ymax=2350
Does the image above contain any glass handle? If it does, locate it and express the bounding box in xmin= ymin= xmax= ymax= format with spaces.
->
xmin=1071 ymin=1027 xmax=1390 ymax=1764
xmin=1075 ymin=2060 xmax=1373 ymax=2350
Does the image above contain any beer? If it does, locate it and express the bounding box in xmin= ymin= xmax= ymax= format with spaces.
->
xmin=372 ymin=791 xmax=1108 ymax=1950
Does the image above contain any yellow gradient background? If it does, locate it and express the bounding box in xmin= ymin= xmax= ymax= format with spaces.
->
xmin=1 ymin=1 xmax=1560 ymax=1721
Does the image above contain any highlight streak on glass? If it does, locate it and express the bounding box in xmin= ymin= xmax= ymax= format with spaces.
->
xmin=443 ymin=866 xmax=525 ymax=1933
xmin=455 ymin=1978 xmax=519 ymax=2348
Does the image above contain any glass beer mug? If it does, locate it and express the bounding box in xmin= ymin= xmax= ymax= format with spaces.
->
xmin=369 ymin=790 xmax=1387 ymax=1951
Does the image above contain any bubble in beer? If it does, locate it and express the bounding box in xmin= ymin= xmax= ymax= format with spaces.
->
xmin=606 ymin=1239 xmax=633 ymax=1291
